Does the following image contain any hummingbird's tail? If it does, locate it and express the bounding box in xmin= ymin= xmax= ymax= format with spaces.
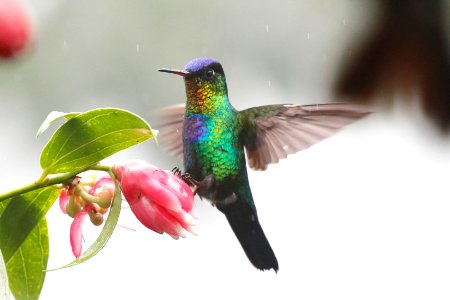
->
xmin=217 ymin=195 xmax=279 ymax=272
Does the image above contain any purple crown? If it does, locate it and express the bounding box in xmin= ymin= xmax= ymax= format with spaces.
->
xmin=184 ymin=57 xmax=220 ymax=73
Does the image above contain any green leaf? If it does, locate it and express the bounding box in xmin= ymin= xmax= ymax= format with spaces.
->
xmin=0 ymin=187 xmax=57 ymax=300
xmin=0 ymin=187 xmax=59 ymax=263
xmin=40 ymin=108 xmax=154 ymax=174
xmin=6 ymin=219 xmax=49 ymax=300
xmin=36 ymin=111 xmax=80 ymax=138
xmin=0 ymin=199 xmax=10 ymax=299
xmin=0 ymin=250 xmax=10 ymax=300
xmin=48 ymin=177 xmax=122 ymax=271
xmin=0 ymin=198 xmax=11 ymax=217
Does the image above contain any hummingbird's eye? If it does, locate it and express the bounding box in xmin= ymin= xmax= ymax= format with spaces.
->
xmin=205 ymin=69 xmax=215 ymax=79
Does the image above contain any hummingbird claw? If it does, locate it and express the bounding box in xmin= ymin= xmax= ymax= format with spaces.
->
xmin=171 ymin=166 xmax=182 ymax=177
xmin=181 ymin=173 xmax=200 ymax=195
xmin=172 ymin=167 xmax=200 ymax=195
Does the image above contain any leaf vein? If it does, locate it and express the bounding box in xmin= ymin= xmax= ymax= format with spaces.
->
xmin=48 ymin=128 xmax=149 ymax=171
xmin=19 ymin=249 xmax=29 ymax=299
xmin=1 ymin=189 xmax=50 ymax=262
xmin=52 ymin=110 xmax=116 ymax=160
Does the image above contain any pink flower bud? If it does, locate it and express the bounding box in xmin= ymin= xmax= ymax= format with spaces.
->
xmin=0 ymin=0 xmax=33 ymax=58
xmin=65 ymin=195 xmax=83 ymax=218
xmin=88 ymin=207 xmax=104 ymax=226
xmin=114 ymin=159 xmax=197 ymax=239
xmin=95 ymin=190 xmax=114 ymax=208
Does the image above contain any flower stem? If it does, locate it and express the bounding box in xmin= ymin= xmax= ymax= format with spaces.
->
xmin=76 ymin=186 xmax=100 ymax=203
xmin=0 ymin=164 xmax=113 ymax=202
xmin=90 ymin=165 xmax=112 ymax=173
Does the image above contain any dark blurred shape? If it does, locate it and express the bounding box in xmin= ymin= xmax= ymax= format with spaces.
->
xmin=334 ymin=0 xmax=450 ymax=132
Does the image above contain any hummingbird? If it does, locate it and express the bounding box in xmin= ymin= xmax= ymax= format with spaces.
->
xmin=157 ymin=57 xmax=371 ymax=272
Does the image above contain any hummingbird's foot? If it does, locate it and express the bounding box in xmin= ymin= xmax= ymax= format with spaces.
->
xmin=171 ymin=166 xmax=182 ymax=177
xmin=171 ymin=167 xmax=200 ymax=195
xmin=181 ymin=173 xmax=200 ymax=195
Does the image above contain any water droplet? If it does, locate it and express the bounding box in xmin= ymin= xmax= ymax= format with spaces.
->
xmin=136 ymin=44 xmax=140 ymax=53
xmin=306 ymin=32 xmax=310 ymax=40
xmin=266 ymin=24 xmax=269 ymax=33
xmin=61 ymin=40 xmax=69 ymax=52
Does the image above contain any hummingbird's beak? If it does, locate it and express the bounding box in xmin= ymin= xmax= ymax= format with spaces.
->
xmin=158 ymin=68 xmax=191 ymax=78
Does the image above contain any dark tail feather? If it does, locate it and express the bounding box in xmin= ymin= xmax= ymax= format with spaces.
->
xmin=217 ymin=199 xmax=279 ymax=272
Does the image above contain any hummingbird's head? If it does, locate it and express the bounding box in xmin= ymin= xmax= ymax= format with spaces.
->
xmin=159 ymin=58 xmax=229 ymax=108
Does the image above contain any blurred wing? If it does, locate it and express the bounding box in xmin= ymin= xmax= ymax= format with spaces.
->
xmin=153 ymin=104 xmax=185 ymax=162
xmin=240 ymin=103 xmax=372 ymax=170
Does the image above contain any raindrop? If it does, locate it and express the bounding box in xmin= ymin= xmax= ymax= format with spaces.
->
xmin=306 ymin=32 xmax=310 ymax=39
xmin=342 ymin=18 xmax=347 ymax=26
xmin=136 ymin=44 xmax=140 ymax=53
xmin=268 ymin=80 xmax=271 ymax=87
xmin=61 ymin=40 xmax=69 ymax=52
xmin=266 ymin=24 xmax=269 ymax=33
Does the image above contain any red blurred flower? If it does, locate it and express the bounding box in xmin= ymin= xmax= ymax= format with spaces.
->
xmin=0 ymin=0 xmax=33 ymax=58
xmin=113 ymin=159 xmax=197 ymax=239
xmin=58 ymin=175 xmax=115 ymax=258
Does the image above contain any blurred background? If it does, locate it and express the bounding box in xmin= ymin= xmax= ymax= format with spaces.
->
xmin=1 ymin=0 xmax=450 ymax=299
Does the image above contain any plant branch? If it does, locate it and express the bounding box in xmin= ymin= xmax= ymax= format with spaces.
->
xmin=0 ymin=164 xmax=113 ymax=202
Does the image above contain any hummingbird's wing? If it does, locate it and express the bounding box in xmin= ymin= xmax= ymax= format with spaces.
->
xmin=240 ymin=103 xmax=372 ymax=171
xmin=153 ymin=104 xmax=185 ymax=162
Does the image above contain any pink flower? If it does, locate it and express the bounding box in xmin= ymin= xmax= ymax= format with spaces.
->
xmin=113 ymin=159 xmax=197 ymax=239
xmin=70 ymin=207 xmax=89 ymax=258
xmin=0 ymin=0 xmax=33 ymax=58
xmin=58 ymin=175 xmax=115 ymax=258
xmin=59 ymin=187 xmax=69 ymax=214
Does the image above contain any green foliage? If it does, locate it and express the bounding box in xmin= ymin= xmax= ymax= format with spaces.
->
xmin=0 ymin=187 xmax=59 ymax=300
xmin=36 ymin=111 xmax=80 ymax=138
xmin=48 ymin=177 xmax=122 ymax=271
xmin=0 ymin=107 xmax=157 ymax=299
xmin=40 ymin=108 xmax=154 ymax=174
xmin=0 ymin=187 xmax=59 ymax=262
xmin=0 ymin=196 xmax=11 ymax=299
xmin=6 ymin=219 xmax=49 ymax=300
xmin=0 ymin=250 xmax=9 ymax=300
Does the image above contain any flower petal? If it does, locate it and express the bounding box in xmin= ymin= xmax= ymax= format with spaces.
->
xmin=129 ymin=196 xmax=184 ymax=238
xmin=119 ymin=166 xmax=183 ymax=213
xmin=58 ymin=188 xmax=69 ymax=214
xmin=189 ymin=204 xmax=199 ymax=219
xmin=164 ymin=171 xmax=194 ymax=212
xmin=140 ymin=172 xmax=184 ymax=212
xmin=166 ymin=209 xmax=197 ymax=235
xmin=113 ymin=159 xmax=159 ymax=181
xmin=114 ymin=159 xmax=198 ymax=239
xmin=89 ymin=175 xmax=114 ymax=195
xmin=70 ymin=208 xmax=88 ymax=258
